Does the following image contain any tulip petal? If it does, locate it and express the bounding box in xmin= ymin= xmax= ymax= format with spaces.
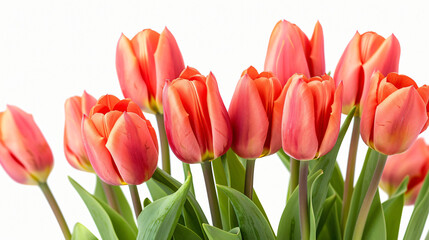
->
xmin=0 ymin=142 xmax=38 ymax=185
xmin=82 ymin=91 xmax=97 ymax=115
xmin=309 ymin=21 xmax=325 ymax=76
xmin=271 ymin=79 xmax=291 ymax=155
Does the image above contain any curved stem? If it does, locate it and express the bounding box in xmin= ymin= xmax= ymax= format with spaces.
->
xmin=39 ymin=182 xmax=71 ymax=240
xmin=129 ymin=185 xmax=142 ymax=218
xmin=201 ymin=161 xmax=223 ymax=229
xmin=244 ymin=159 xmax=256 ymax=200
xmin=100 ymin=181 xmax=121 ymax=214
xmin=156 ymin=114 xmax=171 ymax=174
xmin=288 ymin=158 xmax=300 ymax=200
xmin=299 ymin=161 xmax=309 ymax=240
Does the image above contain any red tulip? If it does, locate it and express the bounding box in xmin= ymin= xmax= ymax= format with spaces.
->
xmin=334 ymin=31 xmax=400 ymax=114
xmin=163 ymin=67 xmax=232 ymax=164
xmin=380 ymin=138 xmax=429 ymax=205
xmin=228 ymin=66 xmax=284 ymax=159
xmin=116 ymin=27 xmax=185 ymax=114
xmin=0 ymin=106 xmax=53 ymax=184
xmin=264 ymin=20 xmax=325 ymax=86
xmin=64 ymin=91 xmax=97 ymax=172
xmin=361 ymin=72 xmax=429 ymax=155
xmin=282 ymin=74 xmax=343 ymax=160
xmin=81 ymin=95 xmax=158 ymax=185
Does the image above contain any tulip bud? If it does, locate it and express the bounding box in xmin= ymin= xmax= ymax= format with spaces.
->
xmin=116 ymin=27 xmax=185 ymax=114
xmin=64 ymin=91 xmax=97 ymax=172
xmin=334 ymin=31 xmax=400 ymax=115
xmin=282 ymin=74 xmax=343 ymax=160
xmin=229 ymin=66 xmax=284 ymax=159
xmin=163 ymin=67 xmax=232 ymax=164
xmin=0 ymin=106 xmax=53 ymax=185
xmin=81 ymin=95 xmax=158 ymax=185
xmin=264 ymin=20 xmax=325 ymax=86
xmin=380 ymin=138 xmax=429 ymax=205
xmin=360 ymin=72 xmax=429 ymax=155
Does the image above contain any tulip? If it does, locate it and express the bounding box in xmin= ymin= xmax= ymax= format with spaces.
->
xmin=380 ymin=138 xmax=429 ymax=205
xmin=360 ymin=72 xmax=429 ymax=155
xmin=64 ymin=91 xmax=96 ymax=172
xmin=116 ymin=27 xmax=185 ymax=114
xmin=334 ymin=31 xmax=400 ymax=114
xmin=282 ymin=74 xmax=343 ymax=160
xmin=264 ymin=20 xmax=325 ymax=86
xmin=81 ymin=95 xmax=158 ymax=185
xmin=0 ymin=105 xmax=53 ymax=185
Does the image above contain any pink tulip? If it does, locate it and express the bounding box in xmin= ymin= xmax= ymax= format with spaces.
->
xmin=361 ymin=72 xmax=429 ymax=155
xmin=264 ymin=20 xmax=325 ymax=86
xmin=81 ymin=95 xmax=158 ymax=185
xmin=163 ymin=67 xmax=232 ymax=164
xmin=282 ymin=74 xmax=343 ymax=160
xmin=116 ymin=27 xmax=185 ymax=114
xmin=0 ymin=106 xmax=53 ymax=184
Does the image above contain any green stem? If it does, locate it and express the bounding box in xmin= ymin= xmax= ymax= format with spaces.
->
xmin=100 ymin=181 xmax=121 ymax=214
xmin=129 ymin=185 xmax=142 ymax=218
xmin=352 ymin=153 xmax=388 ymax=240
xmin=244 ymin=159 xmax=256 ymax=200
xmin=299 ymin=161 xmax=310 ymax=240
xmin=342 ymin=116 xmax=360 ymax=230
xmin=39 ymin=182 xmax=71 ymax=240
xmin=156 ymin=114 xmax=171 ymax=175
xmin=201 ymin=161 xmax=223 ymax=229
xmin=288 ymin=158 xmax=300 ymax=200
xmin=182 ymin=162 xmax=195 ymax=195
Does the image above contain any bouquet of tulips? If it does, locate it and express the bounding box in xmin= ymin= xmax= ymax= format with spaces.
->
xmin=1 ymin=19 xmax=429 ymax=240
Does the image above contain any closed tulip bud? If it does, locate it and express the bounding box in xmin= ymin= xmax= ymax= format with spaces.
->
xmin=81 ymin=95 xmax=158 ymax=185
xmin=361 ymin=72 xmax=429 ymax=155
xmin=229 ymin=66 xmax=284 ymax=159
xmin=282 ymin=74 xmax=343 ymax=160
xmin=116 ymin=27 xmax=185 ymax=114
xmin=334 ymin=31 xmax=400 ymax=115
xmin=64 ymin=91 xmax=96 ymax=172
xmin=163 ymin=67 xmax=232 ymax=164
xmin=264 ymin=20 xmax=325 ymax=86
xmin=380 ymin=138 xmax=429 ymax=205
xmin=0 ymin=106 xmax=53 ymax=185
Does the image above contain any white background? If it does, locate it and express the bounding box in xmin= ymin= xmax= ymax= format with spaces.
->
xmin=0 ymin=0 xmax=428 ymax=239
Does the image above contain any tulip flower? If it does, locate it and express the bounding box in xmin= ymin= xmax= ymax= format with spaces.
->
xmin=81 ymin=95 xmax=158 ymax=185
xmin=360 ymin=72 xmax=429 ymax=155
xmin=0 ymin=105 xmax=53 ymax=185
xmin=380 ymin=138 xmax=429 ymax=205
xmin=282 ymin=74 xmax=343 ymax=160
xmin=116 ymin=27 xmax=185 ymax=114
xmin=64 ymin=91 xmax=96 ymax=172
xmin=334 ymin=31 xmax=400 ymax=114
xmin=264 ymin=20 xmax=325 ymax=86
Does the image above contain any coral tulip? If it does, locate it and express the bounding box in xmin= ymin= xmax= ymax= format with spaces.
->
xmin=0 ymin=106 xmax=53 ymax=184
xmin=361 ymin=72 xmax=429 ymax=155
xmin=116 ymin=28 xmax=185 ymax=114
xmin=81 ymin=95 xmax=158 ymax=185
xmin=264 ymin=20 xmax=325 ymax=86
xmin=380 ymin=138 xmax=429 ymax=205
xmin=229 ymin=66 xmax=284 ymax=159
xmin=163 ymin=67 xmax=232 ymax=164
xmin=64 ymin=91 xmax=96 ymax=172
xmin=282 ymin=74 xmax=343 ymax=160
xmin=334 ymin=31 xmax=400 ymax=114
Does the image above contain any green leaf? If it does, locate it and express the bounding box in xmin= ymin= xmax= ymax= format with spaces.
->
xmin=202 ymin=224 xmax=242 ymax=240
xmin=143 ymin=198 xmax=152 ymax=207
xmin=277 ymin=149 xmax=290 ymax=171
xmin=212 ymin=157 xmax=231 ymax=230
xmin=217 ymin=185 xmax=275 ymax=240
xmin=309 ymin=170 xmax=324 ymax=240
xmin=316 ymin=193 xmax=338 ymax=235
xmin=382 ymin=177 xmax=408 ymax=240
xmin=277 ymin=186 xmax=300 ymax=240
xmin=71 ymin=223 xmax=98 ymax=240
xmin=362 ymin=190 xmax=386 ymax=240
xmin=182 ymin=163 xmax=195 ymax=195
xmin=330 ymin=163 xmax=345 ymax=199
xmin=173 ymin=223 xmax=203 ymax=240
xmin=137 ymin=174 xmax=192 ymax=240
xmin=69 ymin=177 xmax=137 ymax=240
xmin=317 ymin=197 xmax=342 ymax=240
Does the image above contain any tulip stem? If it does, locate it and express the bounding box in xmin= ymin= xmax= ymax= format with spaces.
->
xmin=342 ymin=116 xmax=360 ymax=230
xmin=244 ymin=159 xmax=256 ymax=200
xmin=156 ymin=114 xmax=171 ymax=175
xmin=129 ymin=185 xmax=142 ymax=218
xmin=100 ymin=181 xmax=121 ymax=214
xmin=299 ymin=161 xmax=309 ymax=240
xmin=39 ymin=182 xmax=71 ymax=240
xmin=352 ymin=153 xmax=388 ymax=240
xmin=201 ymin=161 xmax=223 ymax=229
xmin=288 ymin=158 xmax=300 ymax=199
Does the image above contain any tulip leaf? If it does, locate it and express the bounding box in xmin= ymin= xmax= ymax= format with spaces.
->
xmin=217 ymin=185 xmax=275 ymax=240
xmin=382 ymin=177 xmax=408 ymax=240
xmin=362 ymin=190 xmax=386 ymax=240
xmin=71 ymin=223 xmax=98 ymax=240
xmin=277 ymin=149 xmax=290 ymax=171
xmin=316 ymin=193 xmax=340 ymax=236
xmin=202 ymin=224 xmax=242 ymax=240
xmin=212 ymin=157 xmax=231 ymax=230
xmin=69 ymin=177 xmax=137 ymax=240
xmin=173 ymin=223 xmax=203 ymax=240
xmin=317 ymin=196 xmax=342 ymax=240
xmin=137 ymin=174 xmax=192 ymax=240
xmin=143 ymin=198 xmax=152 ymax=207
xmin=309 ymin=170 xmax=324 ymax=240
xmin=182 ymin=162 xmax=195 ymax=195
xmin=330 ymin=163 xmax=344 ymax=199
